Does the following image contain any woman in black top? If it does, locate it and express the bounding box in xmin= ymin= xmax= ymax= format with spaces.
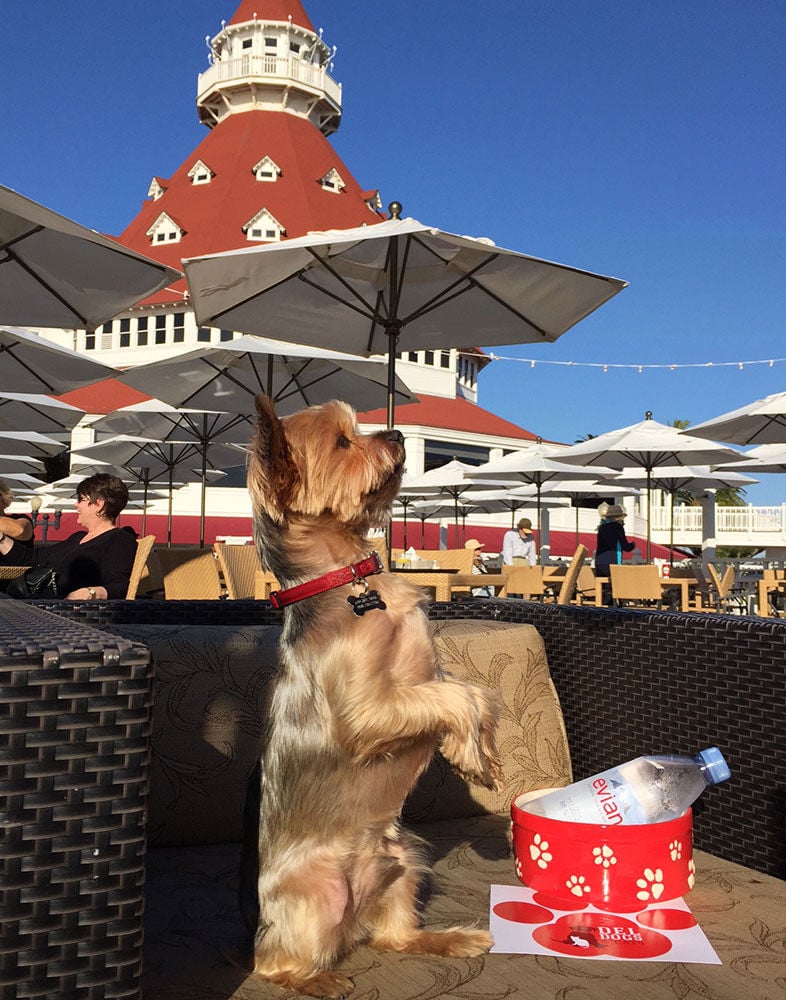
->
xmin=594 ymin=503 xmax=636 ymax=578
xmin=0 ymin=478 xmax=35 ymax=566
xmin=32 ymin=473 xmax=137 ymax=599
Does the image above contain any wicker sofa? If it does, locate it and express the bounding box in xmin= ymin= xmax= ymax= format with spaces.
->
xmin=23 ymin=597 xmax=786 ymax=1000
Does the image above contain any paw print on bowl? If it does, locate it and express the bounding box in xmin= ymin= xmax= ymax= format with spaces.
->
xmin=687 ymin=858 xmax=696 ymax=890
xmin=529 ymin=833 xmax=553 ymax=870
xmin=592 ymin=844 xmax=617 ymax=869
xmin=566 ymin=874 xmax=591 ymax=897
xmin=669 ymin=839 xmax=683 ymax=861
xmin=636 ymin=867 xmax=665 ymax=901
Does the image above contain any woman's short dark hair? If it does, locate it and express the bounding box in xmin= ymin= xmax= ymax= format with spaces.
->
xmin=76 ymin=473 xmax=129 ymax=522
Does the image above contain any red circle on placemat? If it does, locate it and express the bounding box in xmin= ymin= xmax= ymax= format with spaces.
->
xmin=637 ymin=908 xmax=697 ymax=930
xmin=493 ymin=900 xmax=553 ymax=924
xmin=532 ymin=891 xmax=588 ymax=912
xmin=533 ymin=912 xmax=672 ymax=959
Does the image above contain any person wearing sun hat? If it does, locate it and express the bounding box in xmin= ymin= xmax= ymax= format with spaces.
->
xmin=464 ymin=538 xmax=494 ymax=597
xmin=595 ymin=503 xmax=636 ymax=603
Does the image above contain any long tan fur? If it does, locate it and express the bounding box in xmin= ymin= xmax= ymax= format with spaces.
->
xmin=244 ymin=395 xmax=502 ymax=997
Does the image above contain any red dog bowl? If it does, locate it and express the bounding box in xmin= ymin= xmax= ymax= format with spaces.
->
xmin=511 ymin=792 xmax=694 ymax=909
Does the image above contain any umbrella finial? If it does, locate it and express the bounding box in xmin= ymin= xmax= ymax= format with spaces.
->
xmin=388 ymin=201 xmax=402 ymax=220
xmin=645 ymin=410 xmax=653 ymax=419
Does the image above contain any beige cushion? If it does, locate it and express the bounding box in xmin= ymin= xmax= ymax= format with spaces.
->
xmin=403 ymin=620 xmax=573 ymax=822
xmin=116 ymin=618 xmax=571 ymax=846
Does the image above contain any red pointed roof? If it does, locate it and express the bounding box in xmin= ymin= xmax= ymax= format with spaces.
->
xmin=229 ymin=0 xmax=315 ymax=30
xmin=358 ymin=395 xmax=543 ymax=442
xmin=119 ymin=110 xmax=382 ymax=302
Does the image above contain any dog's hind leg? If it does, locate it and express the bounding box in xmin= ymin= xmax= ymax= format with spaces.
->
xmin=253 ymin=863 xmax=355 ymax=998
xmin=364 ymin=829 xmax=492 ymax=958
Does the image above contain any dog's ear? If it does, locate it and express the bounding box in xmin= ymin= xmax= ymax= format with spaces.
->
xmin=248 ymin=394 xmax=300 ymax=522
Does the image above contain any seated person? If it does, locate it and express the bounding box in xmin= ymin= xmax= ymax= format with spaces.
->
xmin=28 ymin=473 xmax=137 ymax=600
xmin=0 ymin=478 xmax=35 ymax=566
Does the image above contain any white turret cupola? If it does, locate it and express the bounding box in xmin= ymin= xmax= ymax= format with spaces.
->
xmin=197 ymin=0 xmax=342 ymax=134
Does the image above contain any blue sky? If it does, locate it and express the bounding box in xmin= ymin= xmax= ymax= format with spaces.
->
xmin=5 ymin=1 xmax=785 ymax=501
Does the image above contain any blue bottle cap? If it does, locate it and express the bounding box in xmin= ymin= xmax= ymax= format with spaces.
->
xmin=699 ymin=746 xmax=731 ymax=785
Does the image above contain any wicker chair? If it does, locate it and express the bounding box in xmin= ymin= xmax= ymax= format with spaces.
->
xmin=555 ymin=544 xmax=588 ymax=605
xmin=609 ymin=564 xmax=666 ymax=608
xmin=501 ymin=564 xmax=545 ymax=600
xmin=125 ymin=534 xmax=156 ymax=600
xmin=213 ymin=542 xmax=261 ymax=600
xmin=156 ymin=547 xmax=223 ymax=600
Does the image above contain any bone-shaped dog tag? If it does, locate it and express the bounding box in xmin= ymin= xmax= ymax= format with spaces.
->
xmin=347 ymin=589 xmax=386 ymax=616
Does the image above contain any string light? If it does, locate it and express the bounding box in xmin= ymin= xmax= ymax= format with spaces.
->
xmin=484 ymin=353 xmax=786 ymax=372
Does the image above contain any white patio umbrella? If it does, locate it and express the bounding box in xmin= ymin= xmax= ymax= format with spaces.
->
xmin=0 ymin=183 xmax=181 ymax=329
xmin=613 ymin=465 xmax=757 ymax=563
xmin=0 ymin=326 xmax=118 ymax=394
xmin=0 ymin=390 xmax=85 ymax=434
xmin=398 ymin=459 xmax=519 ymax=548
xmin=117 ymin=335 xmax=415 ymax=418
xmin=714 ymin=443 xmax=786 ymax=474
xmin=0 ymin=429 xmax=69 ymax=458
xmin=0 ymin=454 xmax=46 ymax=475
xmin=72 ymin=434 xmax=234 ymax=544
xmin=467 ymin=441 xmax=616 ymax=562
xmin=689 ymin=391 xmax=786 ymax=446
xmin=182 ymin=208 xmax=627 ymax=426
xmin=557 ymin=412 xmax=745 ymax=560
xmin=538 ymin=479 xmax=641 ymax=548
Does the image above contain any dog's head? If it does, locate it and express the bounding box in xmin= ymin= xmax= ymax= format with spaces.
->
xmin=248 ymin=395 xmax=405 ymax=531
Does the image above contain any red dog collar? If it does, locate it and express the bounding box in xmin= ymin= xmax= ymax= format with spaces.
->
xmin=269 ymin=551 xmax=384 ymax=609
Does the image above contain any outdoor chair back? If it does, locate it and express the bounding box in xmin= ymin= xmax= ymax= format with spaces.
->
xmin=213 ymin=542 xmax=261 ymax=600
xmin=555 ymin=544 xmax=588 ymax=606
xmin=501 ymin=564 xmax=545 ymax=599
xmin=254 ymin=569 xmax=281 ymax=600
xmin=574 ymin=565 xmax=602 ymax=605
xmin=156 ymin=547 xmax=223 ymax=600
xmin=125 ymin=534 xmax=156 ymax=600
xmin=609 ymin=564 xmax=664 ymax=607
xmin=706 ymin=563 xmax=744 ymax=613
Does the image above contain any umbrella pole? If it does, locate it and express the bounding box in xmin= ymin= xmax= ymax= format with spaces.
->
xmin=199 ymin=415 xmax=208 ymax=548
xmin=385 ymin=325 xmax=401 ymax=429
xmin=141 ymin=467 xmax=149 ymax=536
xmin=575 ymin=501 xmax=580 ymax=548
xmin=166 ymin=455 xmax=174 ymax=547
xmin=646 ymin=469 xmax=652 ymax=562
xmin=670 ymin=490 xmax=675 ymax=565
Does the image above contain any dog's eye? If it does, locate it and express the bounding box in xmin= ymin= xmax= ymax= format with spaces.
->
xmin=337 ymin=434 xmax=351 ymax=450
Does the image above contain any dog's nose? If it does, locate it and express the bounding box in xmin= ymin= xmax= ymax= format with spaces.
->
xmin=384 ymin=429 xmax=405 ymax=446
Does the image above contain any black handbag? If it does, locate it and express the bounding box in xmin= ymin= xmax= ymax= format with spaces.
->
xmin=7 ymin=565 xmax=59 ymax=599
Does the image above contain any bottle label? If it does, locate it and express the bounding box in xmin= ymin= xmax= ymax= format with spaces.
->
xmin=548 ymin=772 xmax=648 ymax=825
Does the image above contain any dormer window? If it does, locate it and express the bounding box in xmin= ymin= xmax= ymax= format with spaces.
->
xmin=242 ymin=38 xmax=252 ymax=50
xmin=187 ymin=160 xmax=214 ymax=185
xmin=146 ymin=212 xmax=184 ymax=245
xmin=147 ymin=178 xmax=167 ymax=201
xmin=252 ymin=156 xmax=282 ymax=182
xmin=319 ymin=168 xmax=345 ymax=194
xmin=243 ymin=208 xmax=285 ymax=242
xmin=364 ymin=189 xmax=382 ymax=213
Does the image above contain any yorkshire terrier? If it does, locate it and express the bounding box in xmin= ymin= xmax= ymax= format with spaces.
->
xmin=241 ymin=394 xmax=502 ymax=998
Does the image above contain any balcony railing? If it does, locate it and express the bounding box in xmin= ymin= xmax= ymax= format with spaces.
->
xmin=650 ymin=504 xmax=786 ymax=535
xmin=197 ymin=55 xmax=342 ymax=108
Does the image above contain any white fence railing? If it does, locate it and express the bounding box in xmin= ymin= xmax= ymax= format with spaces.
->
xmin=198 ymin=55 xmax=342 ymax=106
xmin=650 ymin=505 xmax=786 ymax=534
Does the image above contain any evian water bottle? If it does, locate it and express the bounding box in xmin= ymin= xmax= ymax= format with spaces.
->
xmin=522 ymin=747 xmax=730 ymax=825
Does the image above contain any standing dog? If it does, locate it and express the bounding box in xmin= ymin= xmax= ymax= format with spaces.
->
xmin=243 ymin=394 xmax=502 ymax=997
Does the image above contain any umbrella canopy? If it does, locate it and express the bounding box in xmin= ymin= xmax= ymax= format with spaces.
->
xmin=0 ymin=183 xmax=181 ymax=329
xmin=182 ymin=210 xmax=627 ymax=426
xmin=72 ymin=433 xmax=234 ymax=545
xmin=0 ymin=390 xmax=85 ymax=434
xmin=0 ymin=454 xmax=46 ymax=475
xmin=0 ymin=326 xmax=117 ymax=394
xmin=399 ymin=459 xmax=518 ymax=547
xmin=689 ymin=391 xmax=786 ymax=446
xmin=117 ymin=335 xmax=414 ymax=417
xmin=557 ymin=412 xmax=745 ymax=559
xmin=0 ymin=429 xmax=68 ymax=458
xmin=613 ymin=464 xmax=757 ymax=562
xmin=715 ymin=443 xmax=786 ymax=474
